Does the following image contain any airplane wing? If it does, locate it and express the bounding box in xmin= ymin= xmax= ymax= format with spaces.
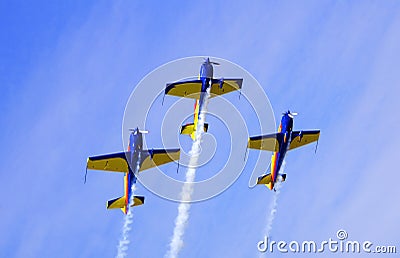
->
xmin=87 ymin=152 xmax=128 ymax=173
xmin=139 ymin=148 xmax=180 ymax=172
xmin=247 ymin=133 xmax=284 ymax=152
xmin=165 ymin=78 xmax=243 ymax=99
xmin=210 ymin=78 xmax=243 ymax=97
xmin=165 ymin=79 xmax=203 ymax=99
xmin=87 ymin=149 xmax=181 ymax=173
xmin=289 ymin=130 xmax=320 ymax=150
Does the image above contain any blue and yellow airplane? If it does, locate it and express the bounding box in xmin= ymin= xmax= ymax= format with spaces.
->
xmin=165 ymin=58 xmax=243 ymax=140
xmin=248 ymin=111 xmax=320 ymax=191
xmin=86 ymin=128 xmax=180 ymax=214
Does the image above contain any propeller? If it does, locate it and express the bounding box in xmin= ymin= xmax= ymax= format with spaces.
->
xmin=129 ymin=128 xmax=149 ymax=134
xmin=283 ymin=110 xmax=298 ymax=118
xmin=204 ymin=57 xmax=220 ymax=65
xmin=288 ymin=112 xmax=298 ymax=118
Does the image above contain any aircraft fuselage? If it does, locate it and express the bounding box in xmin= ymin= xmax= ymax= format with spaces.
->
xmin=123 ymin=129 xmax=143 ymax=213
xmin=198 ymin=58 xmax=214 ymax=115
xmin=270 ymin=113 xmax=293 ymax=188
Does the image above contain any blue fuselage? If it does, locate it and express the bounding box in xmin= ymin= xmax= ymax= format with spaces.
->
xmin=124 ymin=130 xmax=143 ymax=212
xmin=198 ymin=60 xmax=214 ymax=115
xmin=270 ymin=114 xmax=293 ymax=186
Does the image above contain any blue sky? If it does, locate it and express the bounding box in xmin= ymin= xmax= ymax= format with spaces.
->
xmin=1 ymin=1 xmax=400 ymax=257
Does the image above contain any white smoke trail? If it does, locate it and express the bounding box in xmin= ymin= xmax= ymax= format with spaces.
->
xmin=116 ymin=153 xmax=141 ymax=258
xmin=165 ymin=89 xmax=211 ymax=258
xmin=259 ymin=161 xmax=285 ymax=258
xmin=116 ymin=184 xmax=137 ymax=258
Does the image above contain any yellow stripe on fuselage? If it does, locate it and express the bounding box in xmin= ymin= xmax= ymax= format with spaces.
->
xmin=194 ymin=72 xmax=200 ymax=138
xmin=191 ymin=99 xmax=200 ymax=140
xmin=270 ymin=152 xmax=278 ymax=188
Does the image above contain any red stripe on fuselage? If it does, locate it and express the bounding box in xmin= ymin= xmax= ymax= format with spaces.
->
xmin=278 ymin=123 xmax=282 ymax=133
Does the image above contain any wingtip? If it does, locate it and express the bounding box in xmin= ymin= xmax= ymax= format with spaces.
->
xmin=84 ymin=166 xmax=88 ymax=184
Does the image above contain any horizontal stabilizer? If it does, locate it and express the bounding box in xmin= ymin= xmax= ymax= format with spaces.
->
xmin=180 ymin=123 xmax=209 ymax=140
xmin=180 ymin=123 xmax=195 ymax=135
xmin=204 ymin=123 xmax=209 ymax=132
xmin=106 ymin=196 xmax=145 ymax=210
xmin=131 ymin=196 xmax=145 ymax=207
xmin=257 ymin=173 xmax=274 ymax=190
xmin=107 ymin=196 xmax=126 ymax=209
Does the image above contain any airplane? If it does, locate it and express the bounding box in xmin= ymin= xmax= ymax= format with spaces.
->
xmin=164 ymin=58 xmax=243 ymax=140
xmin=247 ymin=111 xmax=320 ymax=191
xmin=86 ymin=128 xmax=180 ymax=214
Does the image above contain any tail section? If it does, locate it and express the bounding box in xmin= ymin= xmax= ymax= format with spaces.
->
xmin=256 ymin=173 xmax=274 ymax=190
xmin=180 ymin=123 xmax=209 ymax=140
xmin=257 ymin=173 xmax=287 ymax=191
xmin=106 ymin=196 xmax=145 ymax=214
xmin=131 ymin=196 xmax=145 ymax=207
xmin=179 ymin=99 xmax=209 ymax=140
